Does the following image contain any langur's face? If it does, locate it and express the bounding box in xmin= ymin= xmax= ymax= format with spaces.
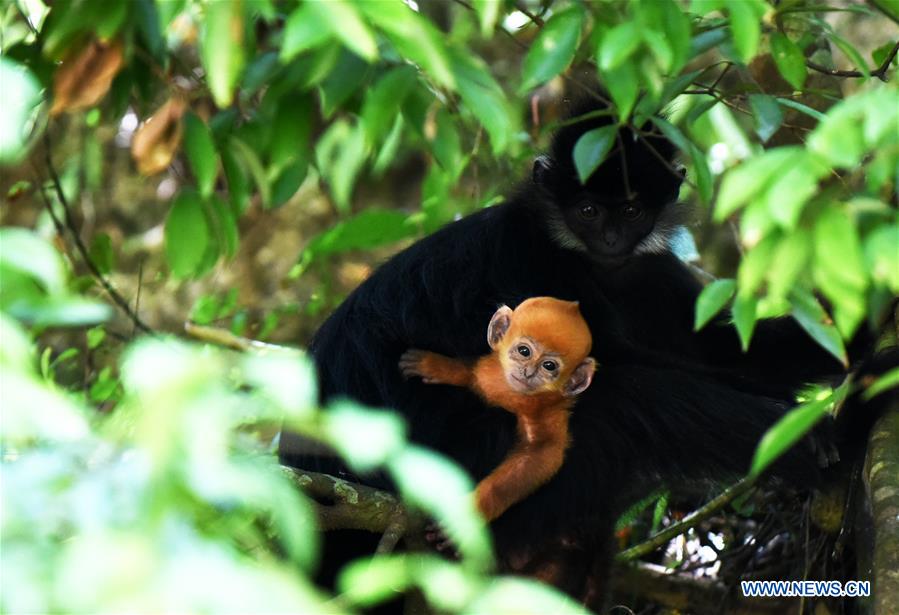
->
xmin=501 ymin=335 xmax=564 ymax=394
xmin=559 ymin=195 xmax=661 ymax=262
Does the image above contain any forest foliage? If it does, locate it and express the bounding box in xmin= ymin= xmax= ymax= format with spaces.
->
xmin=1 ymin=0 xmax=898 ymax=612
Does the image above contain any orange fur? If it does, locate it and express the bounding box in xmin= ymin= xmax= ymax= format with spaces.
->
xmin=400 ymin=297 xmax=595 ymax=522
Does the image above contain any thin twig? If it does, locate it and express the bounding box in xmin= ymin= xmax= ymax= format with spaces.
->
xmin=41 ymin=134 xmax=153 ymax=334
xmin=616 ymin=477 xmax=757 ymax=562
xmin=806 ymin=40 xmax=899 ymax=82
xmin=632 ymin=129 xmax=698 ymax=190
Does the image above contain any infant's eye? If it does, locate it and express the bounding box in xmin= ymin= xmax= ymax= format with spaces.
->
xmin=579 ymin=204 xmax=597 ymax=219
xmin=517 ymin=345 xmax=531 ymax=357
xmin=542 ymin=360 xmax=557 ymax=372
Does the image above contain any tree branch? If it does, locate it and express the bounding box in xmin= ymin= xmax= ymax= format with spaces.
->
xmin=806 ymin=40 xmax=899 ymax=82
xmin=40 ymin=133 xmax=153 ymax=334
xmin=616 ymin=477 xmax=757 ymax=562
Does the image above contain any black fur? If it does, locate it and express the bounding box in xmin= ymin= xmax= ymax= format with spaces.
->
xmin=280 ymin=102 xmax=849 ymax=605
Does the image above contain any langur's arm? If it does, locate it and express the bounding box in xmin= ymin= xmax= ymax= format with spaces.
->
xmin=475 ymin=425 xmax=567 ymax=521
xmin=399 ymin=349 xmax=473 ymax=387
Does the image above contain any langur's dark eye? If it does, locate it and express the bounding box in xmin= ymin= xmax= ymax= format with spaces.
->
xmin=517 ymin=345 xmax=531 ymax=357
xmin=542 ymin=360 xmax=557 ymax=372
xmin=579 ymin=204 xmax=597 ymax=219
xmin=622 ymin=204 xmax=643 ymax=221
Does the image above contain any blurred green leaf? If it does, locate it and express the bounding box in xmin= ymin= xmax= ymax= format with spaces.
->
xmin=281 ymin=3 xmax=331 ymax=62
xmin=520 ymin=5 xmax=584 ymax=91
xmin=388 ymin=446 xmax=493 ymax=570
xmin=813 ymin=206 xmax=867 ymax=338
xmin=694 ymin=279 xmax=736 ymax=331
xmin=770 ymin=33 xmax=807 ymax=90
xmin=472 ymin=0 xmax=501 ymax=35
xmin=737 ymin=235 xmax=776 ymax=297
xmin=864 ymin=224 xmax=899 ymax=293
xmin=748 ymin=94 xmax=783 ymax=143
xmin=790 ymin=289 xmax=847 ymax=366
xmin=750 ymin=394 xmax=832 ymax=476
xmin=270 ymin=161 xmax=308 ymax=208
xmin=0 ymin=314 xmax=34 ymax=373
xmin=0 ymin=228 xmax=66 ymax=295
xmin=269 ymin=96 xmax=313 ymax=172
xmin=450 ymin=51 xmax=514 ymax=154
xmin=201 ymin=0 xmax=246 ymax=108
xmin=324 ymin=402 xmax=406 ymax=473
xmin=292 ymin=209 xmax=416 ymax=277
xmin=430 ymin=109 xmax=463 ymax=172
xmin=184 ymin=113 xmax=219 ymax=198
xmin=725 ymin=0 xmax=763 ymax=63
xmin=600 ymin=61 xmax=639 ymax=121
xmin=87 ymin=326 xmax=106 ymax=350
xmin=715 ymin=147 xmax=803 ymax=221
xmin=863 ymin=367 xmax=899 ymax=401
xmin=828 ymin=31 xmax=870 ymax=77
xmin=468 ymin=577 xmax=588 ymax=614
xmin=732 ymin=294 xmax=758 ymax=351
xmin=362 ymin=66 xmax=418 ymax=146
xmin=767 ymin=230 xmax=810 ymax=301
xmin=319 ymin=51 xmax=370 ymax=118
xmin=209 ymin=194 xmax=239 ymax=257
xmin=358 ymin=1 xmax=455 ymax=89
xmin=165 ymin=190 xmax=211 ymax=278
xmin=0 ymin=58 xmax=42 ymax=165
xmin=309 ymin=0 xmax=378 ymax=62
xmin=229 ymin=137 xmax=271 ymax=208
xmin=338 ymin=555 xmax=415 ymax=607
xmin=573 ymin=125 xmax=617 ymax=184
xmin=599 ymin=22 xmax=640 ymax=71
xmin=315 ymin=120 xmax=369 ymax=212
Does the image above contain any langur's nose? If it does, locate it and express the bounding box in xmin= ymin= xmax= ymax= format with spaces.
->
xmin=603 ymin=231 xmax=618 ymax=246
xmin=524 ymin=366 xmax=538 ymax=379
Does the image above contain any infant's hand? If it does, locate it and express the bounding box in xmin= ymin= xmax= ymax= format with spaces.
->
xmin=399 ymin=349 xmax=440 ymax=383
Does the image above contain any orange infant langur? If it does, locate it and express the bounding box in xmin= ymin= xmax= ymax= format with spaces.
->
xmin=399 ymin=297 xmax=596 ymax=522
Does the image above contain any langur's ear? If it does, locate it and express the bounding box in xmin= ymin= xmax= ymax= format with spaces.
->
xmin=564 ymin=357 xmax=596 ymax=397
xmin=487 ymin=305 xmax=513 ymax=349
xmin=532 ymin=155 xmax=553 ymax=186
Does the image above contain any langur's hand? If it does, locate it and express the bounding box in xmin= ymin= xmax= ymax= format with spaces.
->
xmin=399 ymin=349 xmax=441 ymax=383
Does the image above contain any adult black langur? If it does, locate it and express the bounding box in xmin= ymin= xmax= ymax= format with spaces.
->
xmin=280 ymin=99 xmax=856 ymax=606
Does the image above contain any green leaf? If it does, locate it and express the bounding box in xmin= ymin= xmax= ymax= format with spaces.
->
xmin=388 ymin=446 xmax=493 ymax=569
xmin=715 ymin=147 xmax=803 ymax=220
xmin=229 ymin=136 xmax=271 ymax=208
xmin=358 ymin=1 xmax=455 ymax=89
xmin=209 ymin=194 xmax=239 ymax=257
xmin=308 ymin=0 xmax=378 ymax=62
xmin=767 ymin=230 xmax=810 ymax=300
xmin=689 ymin=143 xmax=713 ymax=205
xmin=759 ymin=152 xmax=828 ymax=230
xmin=430 ymin=109 xmax=463 ymax=172
xmin=659 ymin=0 xmax=692 ymax=73
xmin=725 ymin=0 xmax=762 ymax=63
xmin=291 ymin=209 xmax=416 ymax=277
xmin=318 ymin=51 xmax=370 ymax=118
xmin=828 ymin=31 xmax=870 ymax=77
xmin=813 ymin=206 xmax=867 ymax=338
xmin=737 ymin=235 xmax=777 ymax=297
xmin=87 ymin=326 xmax=106 ymax=350
xmin=770 ymin=33 xmax=807 ymax=90
xmin=573 ymin=125 xmax=617 ymax=184
xmin=598 ymin=22 xmax=641 ymax=71
xmin=732 ymin=294 xmax=758 ymax=351
xmin=864 ymin=224 xmax=899 ymax=293
xmin=88 ymin=233 xmax=115 ymax=276
xmin=472 ymin=0 xmax=501 ymax=35
xmin=872 ymin=41 xmax=895 ymax=66
xmin=775 ymin=97 xmax=824 ymax=121
xmin=165 ymin=190 xmax=211 ymax=278
xmin=468 ymin=577 xmax=587 ymax=615
xmin=281 ymin=3 xmax=332 ymax=62
xmin=790 ymin=289 xmax=847 ymax=366
xmin=314 ymin=120 xmax=369 ymax=213
xmin=600 ymin=61 xmax=639 ymax=121
xmin=520 ymin=5 xmax=584 ymax=91
xmin=0 ymin=58 xmax=42 ymax=165
xmin=694 ymin=279 xmax=736 ymax=331
xmin=270 ymin=161 xmax=308 ymax=208
xmin=324 ymin=402 xmax=407 ymax=472
xmin=0 ymin=228 xmax=66 ymax=295
xmin=863 ymin=367 xmax=899 ymax=401
xmin=748 ymin=94 xmax=783 ymax=143
xmin=269 ymin=96 xmax=313 ymax=171
xmin=221 ymin=145 xmax=250 ymax=216
xmin=184 ymin=113 xmax=219 ymax=198
xmin=362 ymin=66 xmax=418 ymax=146
xmin=750 ymin=395 xmax=831 ymax=476
xmin=201 ymin=0 xmax=246 ymax=108
xmin=450 ymin=51 xmax=514 ymax=154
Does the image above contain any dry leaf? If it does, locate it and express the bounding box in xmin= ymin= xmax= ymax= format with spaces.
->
xmin=131 ymin=98 xmax=188 ymax=176
xmin=51 ymin=39 xmax=124 ymax=116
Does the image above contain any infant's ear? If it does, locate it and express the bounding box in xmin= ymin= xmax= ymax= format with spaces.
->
xmin=564 ymin=357 xmax=595 ymax=397
xmin=487 ymin=305 xmax=513 ymax=349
